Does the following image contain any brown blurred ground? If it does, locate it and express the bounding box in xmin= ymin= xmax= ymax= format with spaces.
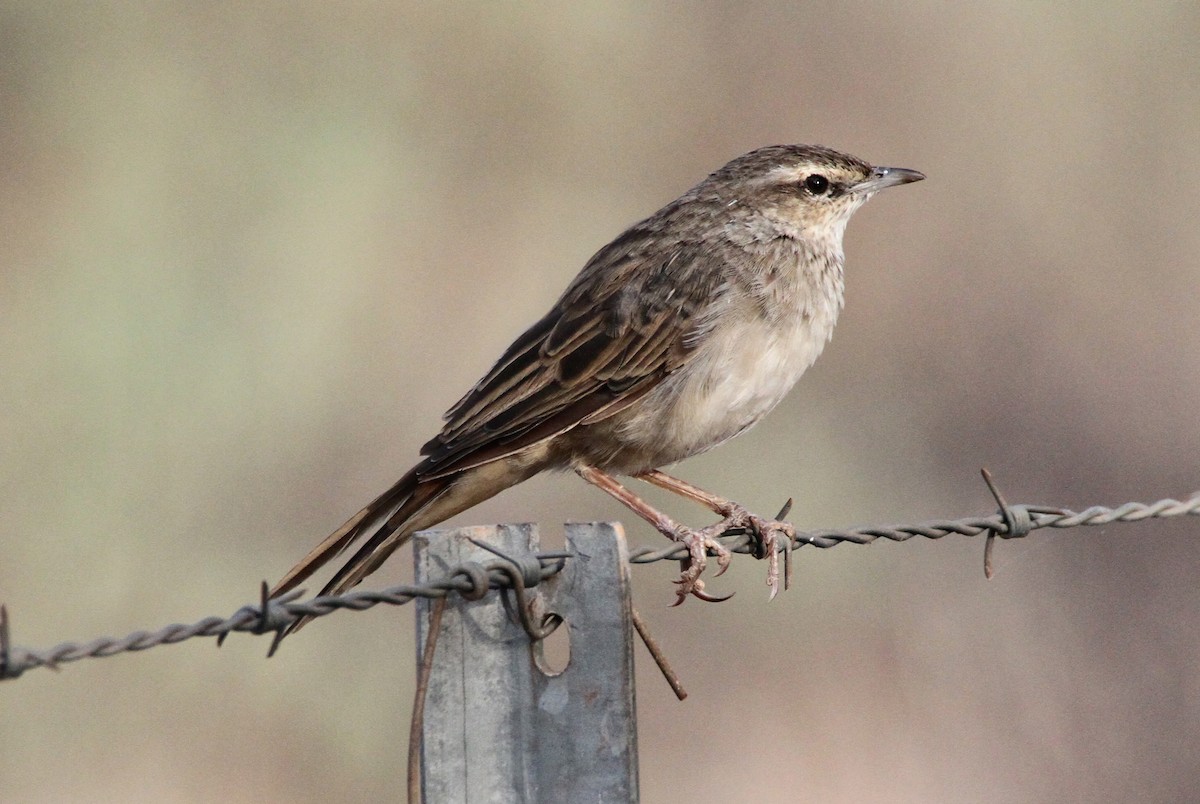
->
xmin=1 ymin=3 xmax=1198 ymax=802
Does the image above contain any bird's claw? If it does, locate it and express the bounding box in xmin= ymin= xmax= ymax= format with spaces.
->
xmin=660 ymin=494 xmax=797 ymax=605
xmin=752 ymin=517 xmax=795 ymax=600
xmin=689 ymin=579 xmax=735 ymax=604
xmin=669 ymin=526 xmax=733 ymax=605
xmin=719 ymin=503 xmax=796 ymax=601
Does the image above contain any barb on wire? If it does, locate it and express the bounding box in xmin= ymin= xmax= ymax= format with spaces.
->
xmin=1 ymin=484 xmax=1197 ymax=682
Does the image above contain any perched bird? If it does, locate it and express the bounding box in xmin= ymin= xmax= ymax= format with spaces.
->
xmin=271 ymin=144 xmax=923 ymax=627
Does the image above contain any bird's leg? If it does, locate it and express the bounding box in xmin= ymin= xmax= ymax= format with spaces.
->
xmin=637 ymin=469 xmax=796 ymax=599
xmin=576 ymin=466 xmax=732 ymax=604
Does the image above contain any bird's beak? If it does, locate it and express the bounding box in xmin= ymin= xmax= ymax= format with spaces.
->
xmin=854 ymin=166 xmax=925 ymax=194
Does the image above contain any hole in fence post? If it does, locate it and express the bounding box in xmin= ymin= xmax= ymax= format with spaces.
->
xmin=533 ymin=616 xmax=570 ymax=676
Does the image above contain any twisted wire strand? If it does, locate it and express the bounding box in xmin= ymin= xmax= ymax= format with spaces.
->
xmin=2 ymin=492 xmax=1196 ymax=681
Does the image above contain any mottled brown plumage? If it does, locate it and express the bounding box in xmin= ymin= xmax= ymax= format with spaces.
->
xmin=271 ymin=144 xmax=923 ymax=627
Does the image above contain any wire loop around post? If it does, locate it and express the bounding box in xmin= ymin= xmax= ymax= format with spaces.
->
xmin=450 ymin=562 xmax=491 ymax=601
xmin=468 ymin=538 xmax=564 ymax=641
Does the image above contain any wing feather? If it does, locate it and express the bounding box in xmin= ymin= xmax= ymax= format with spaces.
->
xmin=419 ymin=219 xmax=730 ymax=477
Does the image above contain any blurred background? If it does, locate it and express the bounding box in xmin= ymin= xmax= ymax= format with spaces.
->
xmin=2 ymin=3 xmax=1198 ymax=801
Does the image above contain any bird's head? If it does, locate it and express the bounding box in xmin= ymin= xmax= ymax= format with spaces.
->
xmin=703 ymin=144 xmax=925 ymax=251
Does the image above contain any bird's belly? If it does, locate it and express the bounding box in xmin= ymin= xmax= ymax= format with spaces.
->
xmin=609 ymin=309 xmax=834 ymax=468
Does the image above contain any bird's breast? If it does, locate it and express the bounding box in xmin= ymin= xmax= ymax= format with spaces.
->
xmin=609 ymin=264 xmax=843 ymax=468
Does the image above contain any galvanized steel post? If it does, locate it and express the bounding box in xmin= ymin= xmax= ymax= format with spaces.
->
xmin=414 ymin=522 xmax=639 ymax=802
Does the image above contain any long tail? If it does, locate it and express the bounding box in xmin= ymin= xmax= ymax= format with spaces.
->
xmin=269 ymin=459 xmax=535 ymax=633
xmin=269 ymin=466 xmax=431 ymax=599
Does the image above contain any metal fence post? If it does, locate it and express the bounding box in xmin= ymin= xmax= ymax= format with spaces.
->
xmin=414 ymin=522 xmax=639 ymax=803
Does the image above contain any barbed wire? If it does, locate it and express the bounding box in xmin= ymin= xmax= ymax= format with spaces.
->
xmin=2 ymin=483 xmax=1197 ymax=682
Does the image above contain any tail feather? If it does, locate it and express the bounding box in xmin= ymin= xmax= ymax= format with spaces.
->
xmin=270 ymin=457 xmax=541 ymax=635
xmin=309 ymin=475 xmax=452 ymax=599
xmin=269 ymin=467 xmax=422 ymax=599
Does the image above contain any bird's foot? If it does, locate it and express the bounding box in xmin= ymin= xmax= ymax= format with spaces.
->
xmin=712 ymin=501 xmax=796 ymax=600
xmin=634 ymin=470 xmax=800 ymax=600
xmin=751 ymin=515 xmax=795 ymax=600
xmin=670 ymin=524 xmax=734 ymax=606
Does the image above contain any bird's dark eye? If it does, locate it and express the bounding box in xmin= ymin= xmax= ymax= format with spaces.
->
xmin=804 ymin=174 xmax=830 ymax=195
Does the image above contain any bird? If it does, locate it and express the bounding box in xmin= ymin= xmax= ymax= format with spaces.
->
xmin=270 ymin=144 xmax=923 ymax=629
